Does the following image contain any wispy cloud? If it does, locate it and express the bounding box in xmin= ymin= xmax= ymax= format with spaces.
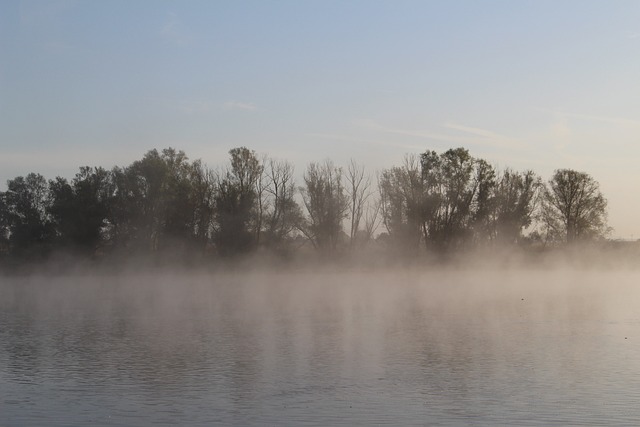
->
xmin=538 ymin=108 xmax=640 ymax=128
xmin=223 ymin=101 xmax=258 ymax=111
xmin=443 ymin=122 xmax=527 ymax=148
xmin=625 ymin=31 xmax=640 ymax=39
xmin=354 ymin=119 xmax=526 ymax=149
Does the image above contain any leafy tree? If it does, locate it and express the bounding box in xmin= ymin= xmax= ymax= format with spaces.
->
xmin=0 ymin=192 xmax=10 ymax=255
xmin=187 ymin=159 xmax=217 ymax=251
xmin=212 ymin=147 xmax=262 ymax=255
xmin=107 ymin=148 xmax=214 ymax=254
xmin=541 ymin=169 xmax=608 ymax=243
xmin=381 ymin=148 xmax=539 ymax=252
xmin=49 ymin=166 xmax=111 ymax=254
xmin=469 ymin=159 xmax=497 ymax=244
xmin=2 ymin=173 xmax=55 ymax=258
xmin=378 ymin=155 xmax=424 ymax=251
xmin=492 ymin=169 xmax=540 ymax=244
xmin=157 ymin=148 xmax=202 ymax=250
xmin=108 ymin=149 xmax=171 ymax=252
xmin=426 ymin=147 xmax=477 ymax=249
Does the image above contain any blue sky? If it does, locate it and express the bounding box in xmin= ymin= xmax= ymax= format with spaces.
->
xmin=1 ymin=0 xmax=639 ymax=238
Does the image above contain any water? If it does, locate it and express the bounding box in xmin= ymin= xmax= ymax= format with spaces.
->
xmin=1 ymin=269 xmax=640 ymax=426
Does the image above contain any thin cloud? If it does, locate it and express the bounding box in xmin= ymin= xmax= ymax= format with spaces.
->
xmin=355 ymin=119 xmax=526 ymax=149
xmin=223 ymin=101 xmax=258 ymax=111
xmin=538 ymin=108 xmax=640 ymax=128
xmin=444 ymin=121 xmax=527 ymax=148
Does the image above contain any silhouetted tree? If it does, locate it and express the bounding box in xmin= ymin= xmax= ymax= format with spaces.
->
xmin=0 ymin=192 xmax=10 ymax=256
xmin=425 ymin=148 xmax=477 ymax=250
xmin=107 ymin=148 xmax=213 ymax=254
xmin=188 ymin=159 xmax=216 ymax=251
xmin=469 ymin=159 xmax=497 ymax=244
xmin=261 ymin=158 xmax=302 ymax=250
xmin=108 ymin=149 xmax=171 ymax=252
xmin=49 ymin=166 xmax=111 ymax=255
xmin=212 ymin=147 xmax=262 ymax=255
xmin=2 ymin=173 xmax=55 ymax=259
xmin=0 ymin=146 xmax=614 ymax=264
xmin=299 ymin=160 xmax=349 ymax=252
xmin=346 ymin=160 xmax=373 ymax=249
xmin=541 ymin=169 xmax=608 ymax=243
xmin=381 ymin=148 xmax=537 ymax=252
xmin=378 ymin=155 xmax=424 ymax=251
xmin=362 ymin=197 xmax=381 ymax=245
xmin=492 ymin=169 xmax=540 ymax=244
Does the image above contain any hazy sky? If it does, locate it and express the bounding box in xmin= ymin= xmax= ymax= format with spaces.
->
xmin=1 ymin=1 xmax=639 ymax=238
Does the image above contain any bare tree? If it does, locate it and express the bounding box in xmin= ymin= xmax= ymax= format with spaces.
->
xmin=362 ymin=196 xmax=382 ymax=244
xmin=345 ymin=159 xmax=373 ymax=249
xmin=262 ymin=158 xmax=302 ymax=248
xmin=253 ymin=153 xmax=269 ymax=245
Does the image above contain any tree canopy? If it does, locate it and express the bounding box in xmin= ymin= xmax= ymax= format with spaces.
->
xmin=541 ymin=169 xmax=609 ymax=243
xmin=0 ymin=146 xmax=611 ymax=265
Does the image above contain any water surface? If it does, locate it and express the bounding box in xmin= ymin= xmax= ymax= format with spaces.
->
xmin=1 ymin=269 xmax=639 ymax=426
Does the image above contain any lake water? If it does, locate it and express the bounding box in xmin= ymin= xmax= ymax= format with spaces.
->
xmin=2 ymin=269 xmax=640 ymax=426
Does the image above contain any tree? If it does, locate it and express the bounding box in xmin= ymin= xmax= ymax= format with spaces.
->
xmin=261 ymin=158 xmax=302 ymax=250
xmin=380 ymin=148 xmax=533 ymax=252
xmin=492 ymin=169 xmax=540 ymax=244
xmin=426 ymin=147 xmax=477 ymax=250
xmin=299 ymin=160 xmax=349 ymax=252
xmin=345 ymin=160 xmax=373 ymax=249
xmin=212 ymin=147 xmax=262 ymax=255
xmin=2 ymin=173 xmax=55 ymax=258
xmin=378 ymin=155 xmax=424 ymax=251
xmin=541 ymin=169 xmax=608 ymax=243
xmin=187 ymin=159 xmax=217 ymax=251
xmin=49 ymin=166 xmax=112 ymax=254
xmin=106 ymin=148 xmax=214 ymax=255
xmin=0 ymin=191 xmax=10 ymax=255
xmin=469 ymin=159 xmax=497 ymax=244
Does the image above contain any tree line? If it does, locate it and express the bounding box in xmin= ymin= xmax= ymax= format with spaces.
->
xmin=0 ymin=146 xmax=609 ymax=264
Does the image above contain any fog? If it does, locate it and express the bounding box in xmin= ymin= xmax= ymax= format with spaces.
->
xmin=2 ymin=259 xmax=640 ymax=425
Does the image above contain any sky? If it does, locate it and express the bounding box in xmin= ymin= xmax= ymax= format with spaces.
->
xmin=1 ymin=0 xmax=639 ymax=238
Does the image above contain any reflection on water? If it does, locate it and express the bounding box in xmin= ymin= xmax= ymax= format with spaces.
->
xmin=1 ymin=270 xmax=640 ymax=426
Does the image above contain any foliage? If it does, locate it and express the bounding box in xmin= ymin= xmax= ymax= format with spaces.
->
xmin=212 ymin=147 xmax=262 ymax=255
xmin=0 ymin=146 xmax=611 ymax=265
xmin=541 ymin=169 xmax=609 ymax=243
xmin=1 ymin=173 xmax=55 ymax=259
xmin=49 ymin=166 xmax=111 ymax=254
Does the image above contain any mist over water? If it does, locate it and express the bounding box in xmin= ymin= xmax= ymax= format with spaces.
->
xmin=2 ymin=267 xmax=640 ymax=426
